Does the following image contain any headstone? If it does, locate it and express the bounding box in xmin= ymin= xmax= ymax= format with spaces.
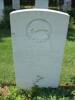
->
xmin=63 ymin=0 xmax=71 ymax=11
xmin=0 ymin=0 xmax=4 ymax=20
xmin=10 ymin=9 xmax=69 ymax=89
xmin=35 ymin=0 xmax=48 ymax=9
xmin=12 ymin=0 xmax=20 ymax=10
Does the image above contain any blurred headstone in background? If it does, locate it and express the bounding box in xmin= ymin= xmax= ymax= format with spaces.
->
xmin=35 ymin=0 xmax=49 ymax=9
xmin=63 ymin=0 xmax=71 ymax=11
xmin=0 ymin=0 xmax=4 ymax=21
xmin=12 ymin=0 xmax=20 ymax=10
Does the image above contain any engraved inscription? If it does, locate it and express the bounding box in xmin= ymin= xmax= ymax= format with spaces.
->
xmin=33 ymin=75 xmax=44 ymax=85
xmin=26 ymin=19 xmax=52 ymax=42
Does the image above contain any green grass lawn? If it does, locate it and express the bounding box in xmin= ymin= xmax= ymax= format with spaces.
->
xmin=61 ymin=40 xmax=75 ymax=84
xmin=0 ymin=37 xmax=75 ymax=100
xmin=0 ymin=37 xmax=15 ymax=83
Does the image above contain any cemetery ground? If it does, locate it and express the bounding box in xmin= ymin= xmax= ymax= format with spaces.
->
xmin=0 ymin=37 xmax=75 ymax=100
xmin=0 ymin=10 xmax=75 ymax=100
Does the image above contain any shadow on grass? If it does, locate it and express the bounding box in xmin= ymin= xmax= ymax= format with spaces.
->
xmin=67 ymin=16 xmax=75 ymax=41
xmin=0 ymin=7 xmax=13 ymax=42
xmin=67 ymin=29 xmax=75 ymax=41
xmin=0 ymin=28 xmax=11 ymax=42
xmin=14 ymin=85 xmax=75 ymax=100
xmin=71 ymin=77 xmax=75 ymax=84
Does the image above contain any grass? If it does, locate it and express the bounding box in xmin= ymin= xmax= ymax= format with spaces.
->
xmin=0 ymin=37 xmax=15 ymax=83
xmin=61 ymin=41 xmax=75 ymax=84
xmin=0 ymin=85 xmax=75 ymax=100
xmin=0 ymin=36 xmax=75 ymax=99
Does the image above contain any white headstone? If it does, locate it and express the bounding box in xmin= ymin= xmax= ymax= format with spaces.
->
xmin=10 ymin=9 xmax=69 ymax=89
xmin=0 ymin=0 xmax=4 ymax=20
xmin=12 ymin=0 xmax=20 ymax=10
xmin=35 ymin=0 xmax=48 ymax=9
xmin=63 ymin=0 xmax=71 ymax=11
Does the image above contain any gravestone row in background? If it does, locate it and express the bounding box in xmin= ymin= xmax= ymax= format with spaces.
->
xmin=0 ymin=0 xmax=72 ymax=21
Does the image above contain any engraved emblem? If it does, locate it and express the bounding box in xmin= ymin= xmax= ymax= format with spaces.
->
xmin=26 ymin=19 xmax=52 ymax=42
